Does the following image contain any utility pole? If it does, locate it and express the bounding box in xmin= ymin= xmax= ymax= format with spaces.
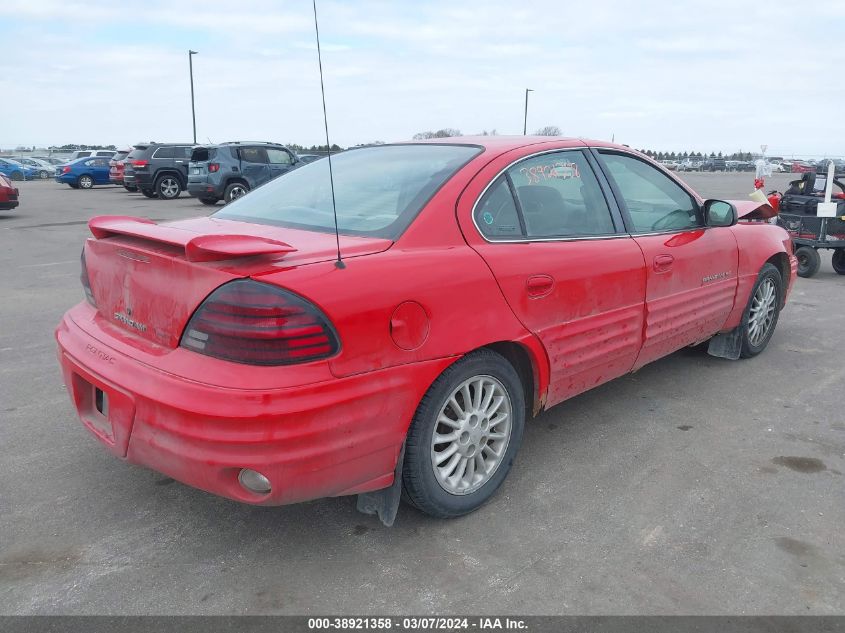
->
xmin=523 ymin=89 xmax=533 ymax=135
xmin=188 ymin=50 xmax=198 ymax=144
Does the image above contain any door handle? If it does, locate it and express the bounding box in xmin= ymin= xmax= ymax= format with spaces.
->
xmin=653 ymin=254 xmax=675 ymax=272
xmin=526 ymin=274 xmax=555 ymax=298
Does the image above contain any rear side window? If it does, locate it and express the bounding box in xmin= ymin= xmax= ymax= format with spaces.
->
xmin=599 ymin=152 xmax=699 ymax=233
xmin=267 ymin=148 xmax=293 ymax=165
xmin=476 ymin=150 xmax=615 ymax=240
xmin=474 ymin=177 xmax=522 ymax=239
xmin=239 ymin=147 xmax=269 ymax=164
xmin=153 ymin=146 xmax=175 ymax=159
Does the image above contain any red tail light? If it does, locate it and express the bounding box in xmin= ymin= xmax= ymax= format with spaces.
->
xmin=62 ymin=166 xmax=71 ymax=174
xmin=131 ymin=159 xmax=148 ymax=168
xmin=208 ymin=163 xmax=220 ymax=173
xmin=181 ymin=280 xmax=339 ymax=365
xmin=80 ymin=249 xmax=96 ymax=306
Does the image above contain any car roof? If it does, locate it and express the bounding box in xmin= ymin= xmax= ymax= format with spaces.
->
xmin=401 ymin=135 xmax=634 ymax=152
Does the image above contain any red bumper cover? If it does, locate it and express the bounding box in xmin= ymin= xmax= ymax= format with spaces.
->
xmin=56 ymin=305 xmax=455 ymax=506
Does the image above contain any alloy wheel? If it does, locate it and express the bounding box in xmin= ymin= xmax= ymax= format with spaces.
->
xmin=430 ymin=375 xmax=512 ymax=495
xmin=747 ymin=277 xmax=777 ymax=346
xmin=159 ymin=177 xmax=180 ymax=198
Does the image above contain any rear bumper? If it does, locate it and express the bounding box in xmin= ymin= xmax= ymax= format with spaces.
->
xmin=55 ymin=304 xmax=455 ymax=506
xmin=187 ymin=181 xmax=222 ymax=199
xmin=0 ymin=200 xmax=18 ymax=210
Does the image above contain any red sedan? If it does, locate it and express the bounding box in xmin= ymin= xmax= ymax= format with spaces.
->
xmin=56 ymin=137 xmax=796 ymax=523
xmin=0 ymin=173 xmax=19 ymax=210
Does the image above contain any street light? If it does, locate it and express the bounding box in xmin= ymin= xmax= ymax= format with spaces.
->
xmin=523 ymin=89 xmax=534 ymax=135
xmin=188 ymin=50 xmax=198 ymax=144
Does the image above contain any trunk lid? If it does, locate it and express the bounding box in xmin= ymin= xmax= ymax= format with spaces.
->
xmin=84 ymin=215 xmax=392 ymax=348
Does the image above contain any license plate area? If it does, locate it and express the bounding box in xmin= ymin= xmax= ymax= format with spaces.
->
xmin=65 ymin=359 xmax=136 ymax=457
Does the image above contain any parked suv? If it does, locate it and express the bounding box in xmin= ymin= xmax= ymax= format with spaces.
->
xmin=187 ymin=142 xmax=300 ymax=204
xmin=124 ymin=143 xmax=195 ymax=199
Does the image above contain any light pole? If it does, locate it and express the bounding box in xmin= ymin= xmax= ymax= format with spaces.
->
xmin=523 ymin=88 xmax=533 ymax=135
xmin=188 ymin=50 xmax=198 ymax=144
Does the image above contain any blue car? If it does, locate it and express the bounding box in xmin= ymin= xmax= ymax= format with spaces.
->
xmin=55 ymin=156 xmax=112 ymax=189
xmin=0 ymin=157 xmax=37 ymax=181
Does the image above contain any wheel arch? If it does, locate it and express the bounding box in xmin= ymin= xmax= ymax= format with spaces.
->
xmin=765 ymin=252 xmax=790 ymax=307
xmin=481 ymin=340 xmax=546 ymax=419
xmin=155 ymin=169 xmax=186 ymax=187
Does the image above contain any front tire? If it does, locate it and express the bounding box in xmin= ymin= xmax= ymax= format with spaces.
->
xmin=831 ymin=249 xmax=845 ymax=275
xmin=10 ymin=171 xmax=23 ymax=181
xmin=39 ymin=170 xmax=49 ymax=179
xmin=155 ymin=174 xmax=182 ymax=200
xmin=739 ymin=263 xmax=783 ymax=358
xmin=78 ymin=175 xmax=94 ymax=189
xmin=795 ymin=246 xmax=820 ymax=278
xmin=402 ymin=349 xmax=525 ymax=518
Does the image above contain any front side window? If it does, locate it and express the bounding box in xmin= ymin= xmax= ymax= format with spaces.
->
xmin=599 ymin=152 xmax=699 ymax=233
xmin=267 ymin=148 xmax=293 ymax=165
xmin=215 ymin=144 xmax=481 ymax=239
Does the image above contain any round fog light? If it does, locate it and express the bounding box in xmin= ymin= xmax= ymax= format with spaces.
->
xmin=238 ymin=468 xmax=272 ymax=494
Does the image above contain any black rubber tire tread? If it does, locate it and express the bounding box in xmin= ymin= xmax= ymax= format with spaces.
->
xmin=198 ymin=197 xmax=219 ymax=206
xmin=831 ymin=249 xmax=845 ymax=275
xmin=795 ymin=246 xmax=821 ymax=278
xmin=739 ymin=263 xmax=783 ymax=359
xmin=402 ymin=349 xmax=525 ymax=518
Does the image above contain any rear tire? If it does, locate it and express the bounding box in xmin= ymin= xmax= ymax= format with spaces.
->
xmin=78 ymin=175 xmax=94 ymax=189
xmin=224 ymin=181 xmax=249 ymax=203
xmin=795 ymin=246 xmax=820 ymax=278
xmin=155 ymin=174 xmax=182 ymax=200
xmin=402 ymin=349 xmax=525 ymax=518
xmin=832 ymin=249 xmax=845 ymax=275
xmin=739 ymin=263 xmax=783 ymax=358
xmin=10 ymin=171 xmax=23 ymax=181
xmin=39 ymin=170 xmax=49 ymax=179
xmin=140 ymin=188 xmax=157 ymax=199
xmin=198 ymin=197 xmax=219 ymax=206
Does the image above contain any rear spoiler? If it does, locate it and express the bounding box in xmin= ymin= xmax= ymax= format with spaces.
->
xmin=88 ymin=215 xmax=297 ymax=262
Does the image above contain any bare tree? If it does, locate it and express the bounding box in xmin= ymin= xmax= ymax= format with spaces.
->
xmin=534 ymin=126 xmax=562 ymax=136
xmin=413 ymin=129 xmax=462 ymax=140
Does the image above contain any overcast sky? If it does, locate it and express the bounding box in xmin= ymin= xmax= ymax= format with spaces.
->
xmin=2 ymin=0 xmax=844 ymax=156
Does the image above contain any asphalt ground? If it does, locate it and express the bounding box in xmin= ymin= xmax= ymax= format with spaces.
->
xmin=1 ymin=171 xmax=843 ymax=615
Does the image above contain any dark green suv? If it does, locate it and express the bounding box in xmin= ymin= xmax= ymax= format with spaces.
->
xmin=187 ymin=142 xmax=300 ymax=205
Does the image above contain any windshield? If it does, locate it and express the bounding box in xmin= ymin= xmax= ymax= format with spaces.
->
xmin=215 ymin=144 xmax=481 ymax=239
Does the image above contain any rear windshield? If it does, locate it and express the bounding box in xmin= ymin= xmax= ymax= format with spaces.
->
xmin=127 ymin=147 xmax=148 ymax=159
xmin=214 ymin=144 xmax=481 ymax=239
xmin=191 ymin=147 xmax=216 ymax=162
xmin=113 ymin=151 xmax=129 ymax=161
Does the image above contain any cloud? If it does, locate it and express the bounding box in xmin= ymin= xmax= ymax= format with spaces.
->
xmin=0 ymin=0 xmax=843 ymax=156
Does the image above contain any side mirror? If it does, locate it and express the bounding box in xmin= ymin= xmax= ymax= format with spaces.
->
xmin=703 ymin=199 xmax=737 ymax=227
